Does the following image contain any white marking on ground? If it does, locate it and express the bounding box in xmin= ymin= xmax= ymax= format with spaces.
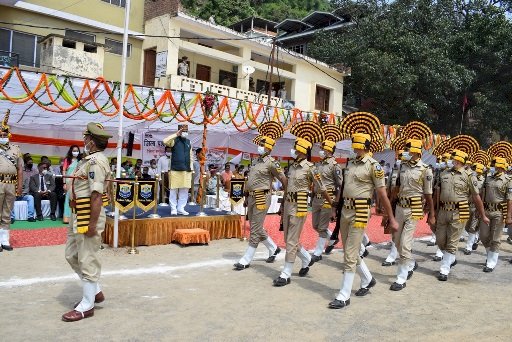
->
xmin=0 ymin=259 xmax=236 ymax=288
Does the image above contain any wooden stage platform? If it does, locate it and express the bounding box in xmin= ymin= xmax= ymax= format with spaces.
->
xmin=103 ymin=205 xmax=241 ymax=247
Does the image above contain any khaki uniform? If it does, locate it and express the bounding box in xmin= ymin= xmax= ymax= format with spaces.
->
xmin=65 ymin=151 xmax=110 ymax=282
xmin=245 ymin=155 xmax=284 ymax=248
xmin=312 ymin=156 xmax=343 ymax=238
xmin=436 ymin=168 xmax=478 ymax=254
xmin=283 ymin=158 xmax=324 ymax=263
xmin=0 ymin=143 xmax=21 ymax=230
xmin=340 ymin=155 xmax=385 ymax=272
xmin=465 ymin=174 xmax=485 ymax=234
xmin=394 ymin=160 xmax=433 ymax=265
xmin=479 ymin=173 xmax=512 ymax=252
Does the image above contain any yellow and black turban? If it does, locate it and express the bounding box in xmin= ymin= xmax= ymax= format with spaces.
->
xmin=492 ymin=156 xmax=508 ymax=170
xmin=488 ymin=141 xmax=512 ymax=165
xmin=402 ymin=121 xmax=432 ymax=156
xmin=406 ymin=139 xmax=423 ymax=155
xmin=256 ymin=121 xmax=284 ymax=151
xmin=390 ymin=135 xmax=407 ymax=152
xmin=473 ymin=162 xmax=485 ymax=174
xmin=452 ymin=149 xmax=469 ymax=164
xmin=290 ymin=121 xmax=324 ymax=155
xmin=340 ymin=112 xmax=382 ymax=151
xmin=321 ymin=124 xmax=343 ymax=153
xmin=448 ymin=135 xmax=479 ymax=157
xmin=351 ymin=132 xmax=372 ymax=151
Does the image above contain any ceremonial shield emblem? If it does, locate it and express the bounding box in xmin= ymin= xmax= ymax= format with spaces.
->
xmin=119 ymin=184 xmax=132 ymax=199
xmin=140 ymin=184 xmax=152 ymax=200
xmin=232 ymin=183 xmax=243 ymax=197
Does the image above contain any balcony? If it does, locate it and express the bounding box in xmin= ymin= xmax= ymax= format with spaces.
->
xmin=169 ymin=74 xmax=287 ymax=107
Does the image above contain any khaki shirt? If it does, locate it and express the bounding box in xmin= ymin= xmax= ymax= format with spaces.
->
xmin=398 ymin=160 xmax=433 ymax=198
xmin=287 ymin=158 xmax=325 ymax=193
xmin=439 ymin=168 xmax=478 ymax=203
xmin=0 ymin=143 xmax=21 ymax=175
xmin=387 ymin=166 xmax=400 ymax=188
xmin=69 ymin=151 xmax=110 ymax=199
xmin=313 ymin=156 xmax=343 ymax=193
xmin=343 ymin=154 xmax=386 ymax=199
xmin=469 ymin=174 xmax=485 ymax=204
xmin=483 ymin=173 xmax=512 ymax=203
xmin=246 ymin=155 xmax=284 ymax=192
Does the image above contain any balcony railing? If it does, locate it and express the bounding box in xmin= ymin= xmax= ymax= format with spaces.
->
xmin=169 ymin=75 xmax=284 ymax=107
xmin=0 ymin=50 xmax=19 ymax=67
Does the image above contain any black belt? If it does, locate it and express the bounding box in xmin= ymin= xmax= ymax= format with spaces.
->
xmin=343 ymin=197 xmax=371 ymax=209
xmin=0 ymin=174 xmax=17 ymax=183
xmin=484 ymin=202 xmax=505 ymax=211
xmin=440 ymin=201 xmax=459 ymax=211
xmin=247 ymin=189 xmax=270 ymax=197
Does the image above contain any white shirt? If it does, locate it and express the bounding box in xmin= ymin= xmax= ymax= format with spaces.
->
xmin=157 ymin=155 xmax=170 ymax=174
xmin=148 ymin=166 xmax=159 ymax=178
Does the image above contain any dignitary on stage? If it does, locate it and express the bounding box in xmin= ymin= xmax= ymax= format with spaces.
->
xmin=163 ymin=125 xmax=193 ymax=215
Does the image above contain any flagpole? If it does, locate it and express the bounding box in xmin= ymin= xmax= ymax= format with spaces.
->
xmin=113 ymin=0 xmax=132 ymax=248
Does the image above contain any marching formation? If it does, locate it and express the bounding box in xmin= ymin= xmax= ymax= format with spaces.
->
xmin=234 ymin=112 xmax=512 ymax=309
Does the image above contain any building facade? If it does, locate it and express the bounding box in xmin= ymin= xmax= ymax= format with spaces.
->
xmin=0 ymin=0 xmax=143 ymax=83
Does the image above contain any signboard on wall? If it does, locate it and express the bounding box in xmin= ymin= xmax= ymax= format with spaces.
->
xmin=155 ymin=51 xmax=168 ymax=77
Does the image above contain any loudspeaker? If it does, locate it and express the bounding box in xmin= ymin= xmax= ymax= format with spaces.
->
xmin=126 ymin=131 xmax=134 ymax=156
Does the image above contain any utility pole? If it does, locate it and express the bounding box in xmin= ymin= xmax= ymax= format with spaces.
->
xmin=267 ymin=39 xmax=276 ymax=107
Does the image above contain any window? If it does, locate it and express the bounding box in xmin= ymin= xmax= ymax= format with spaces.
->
xmin=291 ymin=44 xmax=304 ymax=54
xmin=0 ymin=28 xmax=40 ymax=67
xmin=65 ymin=29 xmax=96 ymax=43
xmin=315 ymin=85 xmax=330 ymax=112
xmin=101 ymin=0 xmax=126 ymax=7
xmin=105 ymin=38 xmax=131 ymax=57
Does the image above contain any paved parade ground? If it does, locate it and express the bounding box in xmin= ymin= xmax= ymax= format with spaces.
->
xmin=1 ymin=237 xmax=512 ymax=341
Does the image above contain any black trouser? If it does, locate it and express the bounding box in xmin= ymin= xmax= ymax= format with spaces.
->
xmin=33 ymin=192 xmax=57 ymax=217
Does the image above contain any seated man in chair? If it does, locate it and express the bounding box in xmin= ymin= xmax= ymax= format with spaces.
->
xmin=11 ymin=177 xmax=36 ymax=223
xmin=29 ymin=162 xmax=57 ymax=221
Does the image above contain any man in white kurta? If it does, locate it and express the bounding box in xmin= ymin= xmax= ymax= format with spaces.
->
xmin=163 ymin=125 xmax=193 ymax=215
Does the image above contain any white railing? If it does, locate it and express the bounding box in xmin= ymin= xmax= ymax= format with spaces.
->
xmin=168 ymin=74 xmax=284 ymax=107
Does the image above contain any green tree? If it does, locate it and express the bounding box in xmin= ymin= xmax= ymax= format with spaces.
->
xmin=309 ymin=0 xmax=512 ymax=144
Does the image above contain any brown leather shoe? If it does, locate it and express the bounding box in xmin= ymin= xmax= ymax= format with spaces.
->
xmin=62 ymin=308 xmax=94 ymax=322
xmin=73 ymin=291 xmax=105 ymax=309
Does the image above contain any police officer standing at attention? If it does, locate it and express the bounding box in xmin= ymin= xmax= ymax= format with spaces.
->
xmin=435 ymin=135 xmax=489 ymax=281
xmin=62 ymin=122 xmax=112 ymax=322
xmin=234 ymin=121 xmax=287 ymax=270
xmin=479 ymin=143 xmax=512 ymax=272
xmin=310 ymin=124 xmax=343 ymax=263
xmin=0 ymin=110 xmax=22 ymax=252
xmin=273 ymin=121 xmax=332 ymax=287
xmin=388 ymin=122 xmax=435 ymax=291
xmin=329 ymin=112 xmax=398 ymax=309
xmin=462 ymin=151 xmax=489 ymax=255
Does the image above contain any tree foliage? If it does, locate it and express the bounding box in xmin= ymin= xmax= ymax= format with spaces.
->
xmin=181 ymin=0 xmax=332 ymax=25
xmin=309 ymin=0 xmax=512 ymax=144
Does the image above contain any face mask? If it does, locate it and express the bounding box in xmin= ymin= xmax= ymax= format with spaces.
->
xmin=440 ymin=162 xmax=446 ymax=169
xmin=165 ymin=152 xmax=171 ymax=157
xmin=319 ymin=150 xmax=326 ymax=158
xmin=395 ymin=160 xmax=401 ymax=167
xmin=181 ymin=132 xmax=189 ymax=138
xmin=0 ymin=138 xmax=9 ymax=145
xmin=446 ymin=160 xmax=454 ymax=169
xmin=290 ymin=149 xmax=298 ymax=159
xmin=42 ymin=169 xmax=48 ymax=175
xmin=257 ymin=146 xmax=266 ymax=155
xmin=489 ymin=167 xmax=496 ymax=175
xmin=72 ymin=151 xmax=79 ymax=157
xmin=402 ymin=151 xmax=412 ymax=161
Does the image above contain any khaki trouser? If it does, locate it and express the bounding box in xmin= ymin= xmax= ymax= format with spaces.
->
xmin=247 ymin=193 xmax=271 ymax=248
xmin=311 ymin=198 xmax=332 ymax=238
xmin=339 ymin=208 xmax=367 ymax=272
xmin=464 ymin=207 xmax=479 ymax=234
xmin=393 ymin=205 xmax=419 ymax=264
xmin=479 ymin=210 xmax=504 ymax=252
xmin=282 ymin=201 xmax=307 ymax=263
xmin=0 ymin=182 xmax=15 ymax=230
xmin=65 ymin=207 xmax=106 ymax=282
xmin=436 ymin=210 xmax=465 ymax=254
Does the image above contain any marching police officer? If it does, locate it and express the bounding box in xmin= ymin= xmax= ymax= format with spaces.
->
xmin=62 ymin=122 xmax=112 ymax=322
